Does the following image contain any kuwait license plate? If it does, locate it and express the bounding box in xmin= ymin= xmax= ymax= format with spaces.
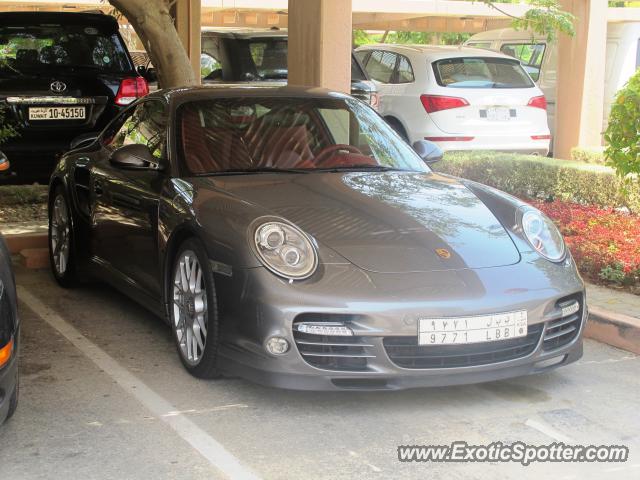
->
xmin=29 ymin=106 xmax=86 ymax=120
xmin=486 ymin=107 xmax=511 ymax=121
xmin=418 ymin=310 xmax=528 ymax=345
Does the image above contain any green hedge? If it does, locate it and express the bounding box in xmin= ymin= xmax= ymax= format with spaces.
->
xmin=570 ymin=147 xmax=606 ymax=165
xmin=435 ymin=151 xmax=640 ymax=213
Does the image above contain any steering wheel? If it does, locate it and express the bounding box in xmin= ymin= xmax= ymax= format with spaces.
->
xmin=313 ymin=144 xmax=364 ymax=167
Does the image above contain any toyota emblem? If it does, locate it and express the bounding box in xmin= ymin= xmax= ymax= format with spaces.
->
xmin=50 ymin=81 xmax=67 ymax=93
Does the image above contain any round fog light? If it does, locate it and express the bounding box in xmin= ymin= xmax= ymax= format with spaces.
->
xmin=265 ymin=336 xmax=290 ymax=355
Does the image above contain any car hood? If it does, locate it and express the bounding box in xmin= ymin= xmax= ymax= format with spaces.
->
xmin=196 ymin=171 xmax=521 ymax=273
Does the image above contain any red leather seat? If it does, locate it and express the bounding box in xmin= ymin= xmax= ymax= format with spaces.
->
xmin=181 ymin=108 xmax=253 ymax=174
xmin=259 ymin=125 xmax=314 ymax=168
xmin=243 ymin=118 xmax=314 ymax=169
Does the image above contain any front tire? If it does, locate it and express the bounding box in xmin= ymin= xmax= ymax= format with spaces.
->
xmin=4 ymin=374 xmax=18 ymax=423
xmin=48 ymin=186 xmax=78 ymax=287
xmin=170 ymin=238 xmax=221 ymax=378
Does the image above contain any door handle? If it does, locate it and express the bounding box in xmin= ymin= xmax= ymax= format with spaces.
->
xmin=94 ymin=180 xmax=103 ymax=196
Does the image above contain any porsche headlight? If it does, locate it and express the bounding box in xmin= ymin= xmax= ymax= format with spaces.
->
xmin=253 ymin=221 xmax=318 ymax=279
xmin=522 ymin=209 xmax=566 ymax=262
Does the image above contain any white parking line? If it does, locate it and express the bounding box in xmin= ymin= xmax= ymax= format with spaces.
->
xmin=576 ymin=356 xmax=638 ymax=365
xmin=348 ymin=450 xmax=382 ymax=473
xmin=18 ymin=286 xmax=262 ymax=480
xmin=524 ymin=418 xmax=576 ymax=444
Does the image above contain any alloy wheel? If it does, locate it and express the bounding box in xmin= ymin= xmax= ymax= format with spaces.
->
xmin=50 ymin=195 xmax=70 ymax=276
xmin=172 ymin=250 xmax=208 ymax=366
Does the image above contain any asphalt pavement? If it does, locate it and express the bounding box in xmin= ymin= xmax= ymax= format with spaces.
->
xmin=1 ymin=266 xmax=639 ymax=480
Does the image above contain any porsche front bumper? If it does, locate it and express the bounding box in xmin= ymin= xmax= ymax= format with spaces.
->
xmin=217 ymin=255 xmax=586 ymax=391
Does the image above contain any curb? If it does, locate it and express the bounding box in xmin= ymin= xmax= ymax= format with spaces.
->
xmin=586 ymin=306 xmax=640 ymax=355
xmin=5 ymin=232 xmax=47 ymax=255
xmin=20 ymin=248 xmax=49 ymax=270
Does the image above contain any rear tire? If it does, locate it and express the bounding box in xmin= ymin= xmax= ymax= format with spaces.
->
xmin=170 ymin=238 xmax=221 ymax=379
xmin=48 ymin=186 xmax=78 ymax=288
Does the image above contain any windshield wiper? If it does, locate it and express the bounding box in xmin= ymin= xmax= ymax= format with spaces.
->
xmin=198 ymin=167 xmax=311 ymax=176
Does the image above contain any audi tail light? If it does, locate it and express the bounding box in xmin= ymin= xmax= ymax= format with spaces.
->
xmin=527 ymin=95 xmax=547 ymax=110
xmin=421 ymin=94 xmax=469 ymax=114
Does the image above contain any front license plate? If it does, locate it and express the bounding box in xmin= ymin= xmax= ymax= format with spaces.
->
xmin=486 ymin=107 xmax=511 ymax=121
xmin=29 ymin=106 xmax=86 ymax=120
xmin=418 ymin=310 xmax=528 ymax=345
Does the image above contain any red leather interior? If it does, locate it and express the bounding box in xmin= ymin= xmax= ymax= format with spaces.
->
xmin=181 ymin=108 xmax=252 ymax=174
xmin=258 ymin=125 xmax=314 ymax=168
xmin=180 ymin=106 xmax=374 ymax=173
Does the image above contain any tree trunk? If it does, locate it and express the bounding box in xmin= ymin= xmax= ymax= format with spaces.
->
xmin=108 ymin=0 xmax=195 ymax=89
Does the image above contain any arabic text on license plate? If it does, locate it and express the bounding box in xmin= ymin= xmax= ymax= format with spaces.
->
xmin=486 ymin=107 xmax=511 ymax=121
xmin=418 ymin=310 xmax=528 ymax=345
xmin=29 ymin=107 xmax=86 ymax=120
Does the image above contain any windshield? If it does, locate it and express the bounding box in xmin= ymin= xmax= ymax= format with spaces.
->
xmin=178 ymin=97 xmax=427 ymax=175
xmin=499 ymin=43 xmax=545 ymax=82
xmin=0 ymin=25 xmax=132 ymax=74
xmin=433 ymin=57 xmax=534 ymax=89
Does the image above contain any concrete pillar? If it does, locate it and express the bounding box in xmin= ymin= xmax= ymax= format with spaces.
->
xmin=288 ymin=0 xmax=353 ymax=93
xmin=555 ymin=0 xmax=607 ymax=159
xmin=174 ymin=0 xmax=202 ymax=85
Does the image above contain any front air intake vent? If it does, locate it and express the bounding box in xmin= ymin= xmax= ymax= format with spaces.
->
xmin=293 ymin=314 xmax=374 ymax=371
xmin=543 ymin=294 xmax=583 ymax=351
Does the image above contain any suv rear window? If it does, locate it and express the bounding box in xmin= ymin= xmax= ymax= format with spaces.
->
xmin=0 ymin=24 xmax=132 ymax=73
xmin=433 ymin=57 xmax=534 ymax=89
xmin=206 ymin=35 xmax=367 ymax=83
xmin=243 ymin=38 xmax=288 ymax=80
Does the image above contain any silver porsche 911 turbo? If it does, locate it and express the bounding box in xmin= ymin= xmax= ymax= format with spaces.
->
xmin=48 ymin=86 xmax=586 ymax=390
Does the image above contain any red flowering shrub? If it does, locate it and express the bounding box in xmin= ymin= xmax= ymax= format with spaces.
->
xmin=527 ymin=200 xmax=640 ymax=290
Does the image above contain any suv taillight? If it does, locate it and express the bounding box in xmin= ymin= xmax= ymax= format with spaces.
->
xmin=527 ymin=95 xmax=547 ymax=110
xmin=420 ymin=94 xmax=469 ymax=114
xmin=115 ymin=77 xmax=149 ymax=106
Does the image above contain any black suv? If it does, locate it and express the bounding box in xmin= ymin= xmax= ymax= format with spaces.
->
xmin=0 ymin=12 xmax=149 ymax=183
xmin=200 ymin=28 xmax=379 ymax=109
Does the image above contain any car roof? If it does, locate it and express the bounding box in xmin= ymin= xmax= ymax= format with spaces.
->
xmin=150 ymin=85 xmax=350 ymax=104
xmin=356 ymin=43 xmax=513 ymax=60
xmin=0 ymin=11 xmax=119 ymax=33
xmin=201 ymin=27 xmax=288 ymax=39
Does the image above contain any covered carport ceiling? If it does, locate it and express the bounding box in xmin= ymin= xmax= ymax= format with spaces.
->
xmin=0 ymin=0 xmax=535 ymax=33
xmin=2 ymin=0 xmax=638 ymax=31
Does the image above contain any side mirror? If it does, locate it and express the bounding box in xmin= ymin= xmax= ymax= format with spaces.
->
xmin=70 ymin=132 xmax=99 ymax=150
xmin=145 ymin=68 xmax=157 ymax=83
xmin=109 ymin=144 xmax=164 ymax=171
xmin=412 ymin=140 xmax=443 ymax=164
